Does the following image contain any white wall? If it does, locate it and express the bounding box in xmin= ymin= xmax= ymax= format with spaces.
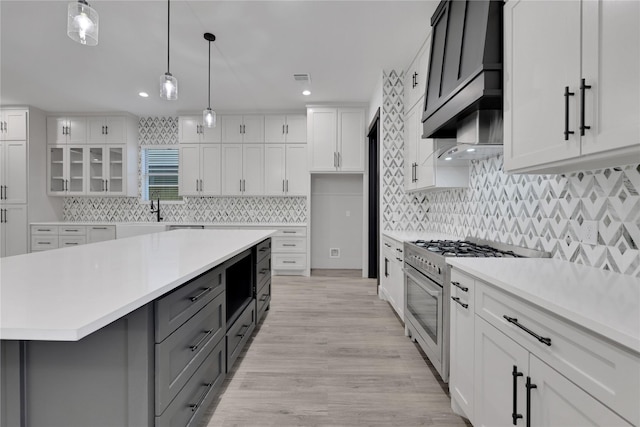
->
xmin=367 ymin=72 xmax=383 ymax=125
xmin=310 ymin=174 xmax=363 ymax=269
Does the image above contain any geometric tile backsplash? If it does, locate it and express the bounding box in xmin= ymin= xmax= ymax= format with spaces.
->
xmin=381 ymin=71 xmax=640 ymax=277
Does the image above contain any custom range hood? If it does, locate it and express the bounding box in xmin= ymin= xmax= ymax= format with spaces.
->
xmin=421 ymin=0 xmax=503 ymax=160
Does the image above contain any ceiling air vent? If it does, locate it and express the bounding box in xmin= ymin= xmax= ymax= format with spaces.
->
xmin=293 ymin=73 xmax=311 ymax=83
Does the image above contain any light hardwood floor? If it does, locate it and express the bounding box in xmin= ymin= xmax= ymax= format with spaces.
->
xmin=200 ymin=274 xmax=470 ymax=426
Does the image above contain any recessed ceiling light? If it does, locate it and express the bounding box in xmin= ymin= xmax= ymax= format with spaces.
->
xmin=139 ymin=92 xmax=149 ymax=98
xmin=302 ymin=90 xmax=311 ymax=96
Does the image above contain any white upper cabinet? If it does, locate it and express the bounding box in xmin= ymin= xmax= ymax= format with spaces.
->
xmin=264 ymin=143 xmax=307 ymax=196
xmin=178 ymin=116 xmax=221 ymax=143
xmin=265 ymin=115 xmax=307 ymax=143
xmin=87 ymin=117 xmax=126 ymax=144
xmin=0 ymin=140 xmax=27 ymax=204
xmin=307 ymin=107 xmax=365 ymax=172
xmin=47 ymin=116 xmax=87 ymax=144
xmin=403 ymin=35 xmax=431 ymax=114
xmin=221 ymin=115 xmax=264 ymax=143
xmin=504 ymin=0 xmax=640 ymax=173
xmin=221 ymin=144 xmax=264 ymax=195
xmin=0 ymin=110 xmax=27 ymax=141
xmin=179 ymin=144 xmax=221 ymax=196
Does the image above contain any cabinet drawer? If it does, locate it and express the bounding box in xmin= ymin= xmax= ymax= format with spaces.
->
xmin=59 ymin=225 xmax=86 ymax=236
xmin=272 ymin=253 xmax=306 ymax=270
xmin=226 ymin=302 xmax=255 ymax=371
xmin=272 ymin=236 xmax=306 ymax=253
xmin=256 ymin=254 xmax=271 ymax=288
xmin=155 ymin=265 xmax=225 ymax=343
xmin=155 ymin=291 xmax=226 ymax=416
xmin=30 ymin=236 xmax=59 ymax=251
xmin=256 ymin=238 xmax=271 ymax=262
xmin=450 ymin=269 xmax=474 ymax=304
xmin=257 ymin=280 xmax=271 ymax=323
xmin=275 ymin=227 xmax=307 ymax=237
xmin=59 ymin=236 xmax=86 ymax=247
xmin=155 ymin=337 xmax=226 ymax=427
xmin=476 ymin=282 xmax=640 ymax=425
xmin=30 ymin=225 xmax=58 ymax=235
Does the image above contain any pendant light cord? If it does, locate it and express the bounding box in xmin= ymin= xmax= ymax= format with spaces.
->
xmin=167 ymin=0 xmax=171 ymax=73
xmin=208 ymin=39 xmax=211 ymax=108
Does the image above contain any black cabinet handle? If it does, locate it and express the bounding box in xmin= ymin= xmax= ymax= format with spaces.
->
xmin=580 ymin=78 xmax=592 ymax=136
xmin=189 ymin=287 xmax=212 ymax=302
xmin=412 ymin=71 xmax=418 ymax=88
xmin=526 ymin=376 xmax=537 ymax=427
xmin=236 ymin=324 xmax=250 ymax=337
xmin=384 ymin=258 xmax=389 ymax=277
xmin=260 ymin=294 xmax=269 ymax=302
xmin=451 ymin=281 xmax=468 ymax=292
xmin=512 ymin=365 xmax=524 ymax=425
xmin=503 ymin=315 xmax=551 ymax=346
xmin=564 ymin=86 xmax=575 ymax=140
xmin=451 ymin=296 xmax=468 ymax=309
xmin=189 ymin=382 xmax=213 ymax=412
xmin=189 ymin=330 xmax=212 ymax=351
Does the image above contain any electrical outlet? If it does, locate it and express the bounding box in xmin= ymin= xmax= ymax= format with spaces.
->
xmin=330 ymin=248 xmax=340 ymax=258
xmin=581 ymin=221 xmax=598 ymax=245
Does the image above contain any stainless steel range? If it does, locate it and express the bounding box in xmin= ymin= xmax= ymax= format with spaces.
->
xmin=403 ymin=237 xmax=548 ymax=383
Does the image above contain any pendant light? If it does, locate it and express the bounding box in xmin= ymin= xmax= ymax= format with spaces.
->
xmin=160 ymin=0 xmax=178 ymax=100
xmin=203 ymin=33 xmax=217 ymax=128
xmin=67 ymin=0 xmax=99 ymax=46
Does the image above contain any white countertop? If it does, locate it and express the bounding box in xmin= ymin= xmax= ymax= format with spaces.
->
xmin=446 ymin=258 xmax=640 ymax=354
xmin=31 ymin=221 xmax=306 ymax=227
xmin=1 ymin=229 xmax=275 ymax=341
xmin=383 ymin=230 xmax=460 ymax=242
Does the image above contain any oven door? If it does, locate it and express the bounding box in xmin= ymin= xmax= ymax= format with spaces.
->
xmin=404 ymin=264 xmax=443 ymax=373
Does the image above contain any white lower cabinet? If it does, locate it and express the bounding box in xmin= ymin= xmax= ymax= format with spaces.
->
xmin=271 ymin=227 xmax=307 ymax=275
xmin=30 ymin=224 xmax=115 ymax=252
xmin=379 ymin=234 xmax=404 ymax=319
xmin=449 ymin=268 xmax=639 ymax=427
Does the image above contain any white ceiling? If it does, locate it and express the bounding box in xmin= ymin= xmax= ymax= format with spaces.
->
xmin=0 ymin=0 xmax=437 ymax=117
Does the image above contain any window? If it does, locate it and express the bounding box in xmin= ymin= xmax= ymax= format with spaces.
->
xmin=141 ymin=147 xmax=181 ymax=201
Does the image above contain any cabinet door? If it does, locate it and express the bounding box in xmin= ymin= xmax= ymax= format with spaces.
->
xmin=47 ymin=117 xmax=67 ymax=144
xmin=201 ymin=121 xmax=222 ymax=143
xmin=416 ymin=137 xmax=435 ymax=189
xmin=503 ymin=0 xmax=581 ymax=171
xmin=2 ymin=141 xmax=27 ymax=204
xmin=528 ymin=355 xmax=631 ymax=427
xmin=242 ymin=115 xmax=265 ymax=143
xmin=403 ymin=106 xmax=418 ymax=191
xmin=337 ymin=108 xmax=364 ymax=172
xmin=87 ymin=118 xmax=106 ymax=144
xmin=581 ymin=0 xmax=640 ymax=156
xmin=87 ymin=146 xmax=107 ymax=195
xmin=66 ymin=117 xmax=87 ymax=144
xmin=285 ymin=144 xmax=308 ymax=195
xmin=179 ymin=144 xmax=201 ymax=196
xmin=1 ymin=204 xmax=27 ymax=257
xmin=2 ymin=110 xmax=27 ymax=141
xmin=66 ymin=146 xmax=87 ymax=194
xmin=474 ymin=317 xmax=529 ymax=427
xmin=103 ymin=117 xmax=126 ymax=144
xmin=86 ymin=225 xmax=115 ymax=243
xmin=221 ymin=144 xmax=243 ymax=195
xmin=450 ymin=272 xmax=474 ymax=422
xmin=264 ymin=144 xmax=286 ymax=195
xmin=221 ymin=115 xmax=244 ymax=143
xmin=200 ymin=145 xmax=221 ymax=195
xmin=404 ymin=36 xmax=431 ymax=113
xmin=242 ymin=144 xmax=264 ymax=195
xmin=264 ymin=115 xmax=286 ymax=143
xmin=106 ymin=146 xmax=125 ymax=195
xmin=308 ymin=108 xmax=337 ymax=171
xmin=387 ymin=259 xmax=404 ymax=319
xmin=48 ymin=146 xmax=67 ymax=195
xmin=285 ymin=115 xmax=307 ymax=143
xmin=179 ymin=116 xmax=202 ymax=143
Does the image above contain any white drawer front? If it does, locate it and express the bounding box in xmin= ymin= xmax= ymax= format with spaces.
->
xmin=31 ymin=236 xmax=59 ymax=251
xmin=274 ymin=227 xmax=307 ymax=237
xmin=59 ymin=236 xmax=86 ymax=247
xmin=59 ymin=226 xmax=86 ymax=236
xmin=272 ymin=236 xmax=306 ymax=253
xmin=273 ymin=253 xmax=306 ymax=270
xmin=30 ymin=225 xmax=59 ymax=235
xmin=476 ymin=282 xmax=640 ymax=426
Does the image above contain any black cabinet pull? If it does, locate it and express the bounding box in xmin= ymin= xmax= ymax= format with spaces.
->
xmin=189 ymin=382 xmax=213 ymax=412
xmin=412 ymin=71 xmax=418 ymax=88
xmin=526 ymin=376 xmax=537 ymax=427
xmin=451 ymin=281 xmax=468 ymax=292
xmin=236 ymin=324 xmax=250 ymax=337
xmin=564 ymin=86 xmax=575 ymax=140
xmin=512 ymin=365 xmax=524 ymax=425
xmin=384 ymin=258 xmax=389 ymax=277
xmin=580 ymin=78 xmax=592 ymax=136
xmin=451 ymin=296 xmax=468 ymax=309
xmin=503 ymin=315 xmax=551 ymax=346
xmin=189 ymin=287 xmax=212 ymax=302
xmin=189 ymin=330 xmax=212 ymax=351
xmin=260 ymin=294 xmax=269 ymax=302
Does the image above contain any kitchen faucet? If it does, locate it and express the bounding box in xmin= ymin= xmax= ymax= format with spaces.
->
xmin=150 ymin=196 xmax=163 ymax=222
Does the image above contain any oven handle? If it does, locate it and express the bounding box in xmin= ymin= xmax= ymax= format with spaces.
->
xmin=403 ymin=268 xmax=442 ymax=298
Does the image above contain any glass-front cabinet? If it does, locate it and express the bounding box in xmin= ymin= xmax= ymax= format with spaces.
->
xmin=87 ymin=146 xmax=126 ymax=195
xmin=48 ymin=146 xmax=86 ymax=195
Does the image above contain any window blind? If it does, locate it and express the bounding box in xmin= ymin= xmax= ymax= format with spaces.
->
xmin=143 ymin=148 xmax=181 ymax=201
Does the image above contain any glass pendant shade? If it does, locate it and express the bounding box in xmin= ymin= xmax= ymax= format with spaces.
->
xmin=67 ymin=0 xmax=98 ymax=46
xmin=203 ymin=108 xmax=217 ymax=128
xmin=160 ymin=72 xmax=178 ymax=100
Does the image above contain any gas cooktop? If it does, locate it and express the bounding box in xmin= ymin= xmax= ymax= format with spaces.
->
xmin=411 ymin=239 xmax=522 ymax=258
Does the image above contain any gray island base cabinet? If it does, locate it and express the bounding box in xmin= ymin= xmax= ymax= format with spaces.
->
xmin=0 ymin=231 xmax=273 ymax=427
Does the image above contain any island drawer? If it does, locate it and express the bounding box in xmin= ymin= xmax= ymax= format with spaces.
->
xmin=256 ymin=254 xmax=271 ymax=288
xmin=257 ymin=280 xmax=271 ymax=323
xmin=155 ymin=291 xmax=226 ymax=416
xmin=30 ymin=225 xmax=59 ymax=235
xmin=256 ymin=238 xmax=271 ymax=262
xmin=59 ymin=236 xmax=87 ymax=248
xmin=59 ymin=225 xmax=86 ymax=236
xmin=155 ymin=265 xmax=225 ymax=342
xmin=476 ymin=282 xmax=640 ymax=425
xmin=226 ymin=302 xmax=255 ymax=371
xmin=30 ymin=236 xmax=58 ymax=251
xmin=155 ymin=337 xmax=226 ymax=427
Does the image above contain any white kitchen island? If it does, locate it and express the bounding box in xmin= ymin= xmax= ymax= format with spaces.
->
xmin=0 ymin=228 xmax=274 ymax=427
